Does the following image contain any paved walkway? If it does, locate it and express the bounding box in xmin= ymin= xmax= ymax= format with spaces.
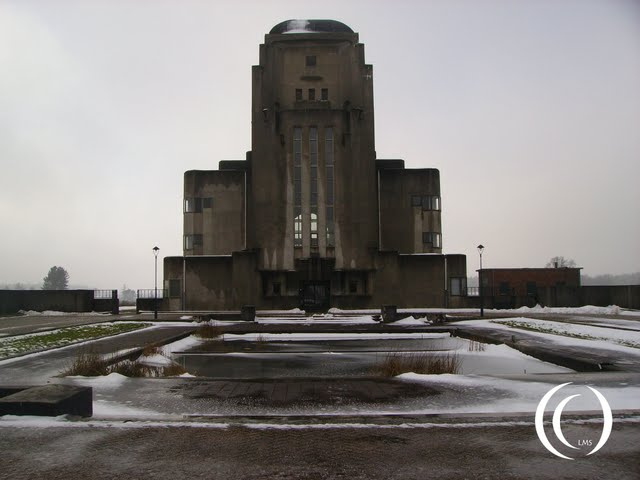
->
xmin=2 ymin=418 xmax=639 ymax=479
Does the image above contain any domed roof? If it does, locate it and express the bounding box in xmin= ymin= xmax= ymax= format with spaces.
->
xmin=270 ymin=19 xmax=354 ymax=35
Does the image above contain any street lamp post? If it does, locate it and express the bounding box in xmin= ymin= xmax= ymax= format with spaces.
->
xmin=477 ymin=244 xmax=484 ymax=317
xmin=153 ymin=246 xmax=160 ymax=320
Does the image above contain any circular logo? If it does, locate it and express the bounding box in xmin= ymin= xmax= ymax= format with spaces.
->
xmin=535 ymin=382 xmax=613 ymax=460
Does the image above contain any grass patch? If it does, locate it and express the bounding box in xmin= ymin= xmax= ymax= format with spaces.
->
xmin=372 ymin=352 xmax=460 ymax=377
xmin=0 ymin=322 xmax=150 ymax=359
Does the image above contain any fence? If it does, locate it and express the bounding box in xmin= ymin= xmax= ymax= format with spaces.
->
xmin=466 ymin=287 xmax=479 ymax=297
xmin=136 ymin=289 xmax=167 ymax=299
xmin=135 ymin=289 xmax=168 ymax=314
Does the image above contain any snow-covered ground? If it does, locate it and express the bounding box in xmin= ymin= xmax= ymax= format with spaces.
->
xmin=503 ymin=304 xmax=640 ymax=316
xmin=398 ymin=373 xmax=640 ymax=414
xmin=456 ymin=317 xmax=640 ymax=354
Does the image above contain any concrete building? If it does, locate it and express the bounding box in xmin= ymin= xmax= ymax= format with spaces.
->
xmin=164 ymin=19 xmax=468 ymax=311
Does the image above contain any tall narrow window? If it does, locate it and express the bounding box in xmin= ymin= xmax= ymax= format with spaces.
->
xmin=293 ymin=127 xmax=302 ymax=246
xmin=308 ymin=88 xmax=315 ymax=101
xmin=325 ymin=127 xmax=335 ymax=246
xmin=321 ymin=88 xmax=328 ymax=101
xmin=295 ymin=88 xmax=302 ymax=101
xmin=309 ymin=127 xmax=318 ymax=247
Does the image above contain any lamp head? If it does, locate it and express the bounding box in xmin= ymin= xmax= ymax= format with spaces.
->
xmin=153 ymin=246 xmax=160 ymax=257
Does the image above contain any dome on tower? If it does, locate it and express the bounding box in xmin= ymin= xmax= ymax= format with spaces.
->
xmin=269 ymin=19 xmax=354 ymax=35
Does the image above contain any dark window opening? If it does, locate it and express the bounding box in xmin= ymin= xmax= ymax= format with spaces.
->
xmin=422 ymin=232 xmax=441 ymax=248
xmin=321 ymin=88 xmax=328 ymax=101
xmin=169 ymin=279 xmax=181 ymax=298
xmin=295 ymin=88 xmax=302 ymax=101
xmin=349 ymin=281 xmax=358 ymax=294
xmin=411 ymin=195 xmax=422 ymax=207
xmin=450 ymin=277 xmax=467 ymax=296
xmin=184 ymin=234 xmax=203 ymax=250
xmin=308 ymin=88 xmax=315 ymax=101
xmin=306 ymin=55 xmax=316 ymax=67
xmin=273 ymin=282 xmax=281 ymax=296
xmin=499 ymin=282 xmax=510 ymax=295
xmin=202 ymin=197 xmax=213 ymax=209
xmin=526 ymin=282 xmax=537 ymax=296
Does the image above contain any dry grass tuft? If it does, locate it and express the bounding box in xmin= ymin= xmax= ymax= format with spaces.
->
xmin=62 ymin=350 xmax=110 ymax=377
xmin=162 ymin=364 xmax=188 ymax=376
xmin=373 ymin=352 xmax=460 ymax=377
xmin=142 ymin=344 xmax=163 ymax=356
xmin=196 ymin=324 xmax=224 ymax=339
xmin=62 ymin=348 xmax=191 ymax=378
xmin=110 ymin=360 xmax=155 ymax=377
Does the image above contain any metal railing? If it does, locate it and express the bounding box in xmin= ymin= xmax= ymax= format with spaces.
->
xmin=137 ymin=289 xmax=167 ymax=299
xmin=94 ymin=289 xmax=116 ymax=299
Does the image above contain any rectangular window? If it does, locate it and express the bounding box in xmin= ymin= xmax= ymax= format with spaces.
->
xmin=527 ymin=281 xmax=537 ymax=296
xmin=450 ymin=277 xmax=467 ymax=296
xmin=500 ymin=282 xmax=510 ymax=295
xmin=306 ymin=55 xmax=316 ymax=67
xmin=413 ymin=195 xmax=441 ymax=211
xmin=308 ymin=88 xmax=315 ymax=101
xmin=310 ymin=127 xmax=318 ymax=247
xmin=273 ymin=282 xmax=281 ymax=296
xmin=325 ymin=127 xmax=334 ymax=246
xmin=321 ymin=88 xmax=328 ymax=101
xmin=422 ymin=232 xmax=441 ymax=248
xmin=349 ymin=280 xmax=358 ymax=294
xmin=169 ymin=279 xmax=181 ymax=298
xmin=202 ymin=197 xmax=213 ymax=209
xmin=295 ymin=88 xmax=302 ymax=101
xmin=184 ymin=234 xmax=203 ymax=250
xmin=184 ymin=197 xmax=203 ymax=213
xmin=293 ymin=128 xmax=302 ymax=247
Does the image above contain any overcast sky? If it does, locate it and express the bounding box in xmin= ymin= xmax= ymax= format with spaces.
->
xmin=1 ymin=0 xmax=639 ymax=289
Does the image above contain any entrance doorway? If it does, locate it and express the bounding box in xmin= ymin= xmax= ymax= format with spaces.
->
xmin=299 ymin=281 xmax=330 ymax=311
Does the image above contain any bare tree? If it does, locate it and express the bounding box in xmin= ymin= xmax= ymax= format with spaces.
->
xmin=545 ymin=256 xmax=577 ymax=268
xmin=42 ymin=266 xmax=69 ymax=290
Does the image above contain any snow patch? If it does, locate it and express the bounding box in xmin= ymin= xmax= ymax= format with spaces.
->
xmin=138 ymin=353 xmax=173 ymax=367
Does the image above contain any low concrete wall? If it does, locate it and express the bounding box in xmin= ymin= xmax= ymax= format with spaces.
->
xmin=484 ymin=285 xmax=640 ymax=310
xmin=581 ymin=285 xmax=640 ymax=310
xmin=0 ymin=290 xmax=119 ymax=315
xmin=0 ymin=290 xmax=93 ymax=315
xmin=136 ymin=298 xmax=168 ymax=313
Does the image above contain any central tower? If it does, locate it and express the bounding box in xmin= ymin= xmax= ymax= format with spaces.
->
xmin=249 ymin=20 xmax=378 ymax=273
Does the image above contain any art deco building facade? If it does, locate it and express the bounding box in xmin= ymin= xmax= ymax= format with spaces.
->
xmin=164 ymin=20 xmax=467 ymax=310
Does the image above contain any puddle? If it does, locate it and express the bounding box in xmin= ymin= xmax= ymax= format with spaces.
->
xmin=173 ymin=335 xmax=572 ymax=378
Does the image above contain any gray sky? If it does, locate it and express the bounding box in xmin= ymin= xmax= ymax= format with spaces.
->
xmin=1 ymin=0 xmax=639 ymax=289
